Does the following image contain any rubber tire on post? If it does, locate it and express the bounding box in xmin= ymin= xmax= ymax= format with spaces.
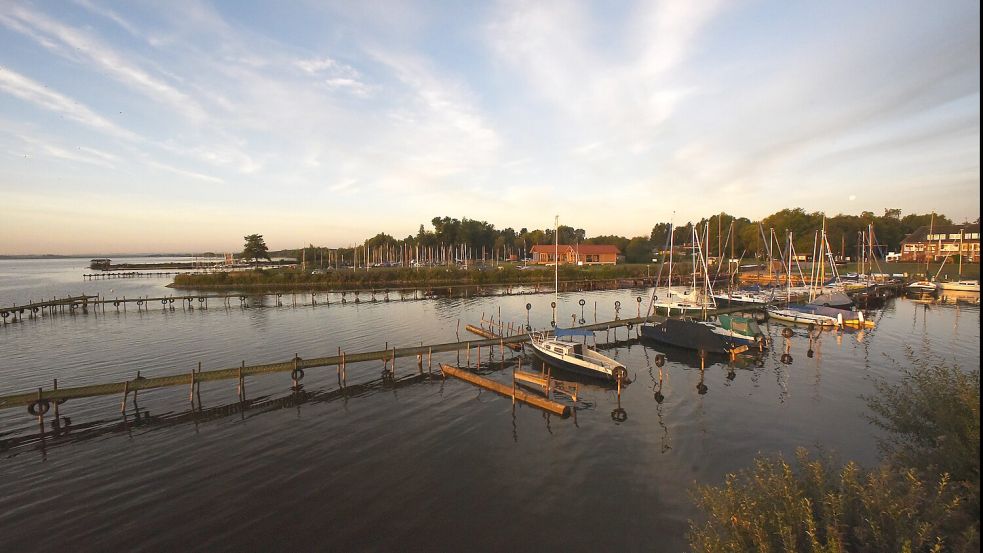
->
xmin=654 ymin=354 xmax=665 ymax=367
xmin=615 ymin=301 xmax=621 ymax=309
xmin=525 ymin=303 xmax=532 ymax=311
xmin=291 ymin=369 xmax=304 ymax=380
xmin=636 ymin=296 xmax=642 ymax=303
xmin=113 ymin=301 xmax=120 ymax=307
xmin=781 ymin=327 xmax=794 ymax=339
xmin=612 ymin=366 xmax=628 ymax=382
xmin=525 ymin=324 xmax=532 ymax=331
xmin=626 ymin=323 xmax=633 ymax=330
xmin=579 ymin=299 xmax=586 ymax=306
xmin=551 ymin=302 xmax=556 ymax=309
xmin=28 ymin=400 xmax=50 ymax=416
xmin=611 ymin=408 xmax=628 ymax=423
xmin=781 ymin=353 xmax=793 ymax=365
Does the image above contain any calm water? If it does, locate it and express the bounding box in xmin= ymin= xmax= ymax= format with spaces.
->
xmin=1 ymin=259 xmax=979 ymax=551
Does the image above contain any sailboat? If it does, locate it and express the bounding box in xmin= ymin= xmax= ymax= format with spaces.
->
xmin=908 ymin=213 xmax=940 ymax=293
xmin=938 ymin=228 xmax=980 ymax=292
xmin=767 ymin=230 xmax=840 ymax=328
xmin=528 ymin=216 xmax=629 ymax=383
xmin=650 ymin=222 xmax=711 ymax=315
xmin=641 ymin=223 xmax=760 ymax=355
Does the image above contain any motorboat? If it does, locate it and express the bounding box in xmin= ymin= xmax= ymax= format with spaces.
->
xmin=907 ymin=280 xmax=939 ymax=292
xmin=938 ymin=280 xmax=980 ymax=293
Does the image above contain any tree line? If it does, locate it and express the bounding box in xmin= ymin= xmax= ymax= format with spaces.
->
xmin=253 ymin=209 xmax=966 ymax=266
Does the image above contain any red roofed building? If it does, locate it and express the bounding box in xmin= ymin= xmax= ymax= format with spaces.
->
xmin=529 ymin=244 xmax=621 ymax=265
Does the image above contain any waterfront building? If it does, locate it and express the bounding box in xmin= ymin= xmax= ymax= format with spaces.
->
xmin=529 ymin=244 xmax=620 ymax=265
xmin=899 ymin=223 xmax=980 ymax=263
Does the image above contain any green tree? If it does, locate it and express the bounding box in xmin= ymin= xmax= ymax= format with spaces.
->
xmin=242 ymin=234 xmax=271 ymax=263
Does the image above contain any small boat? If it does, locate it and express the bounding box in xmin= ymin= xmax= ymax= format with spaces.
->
xmin=907 ymin=280 xmax=939 ymax=292
xmin=529 ymin=329 xmax=628 ymax=382
xmin=766 ymin=305 xmax=839 ymax=327
xmin=640 ymin=318 xmax=749 ymax=356
xmin=711 ymin=288 xmax=772 ymax=306
xmin=938 ymin=280 xmax=980 ymax=293
xmin=808 ymin=289 xmax=854 ymax=309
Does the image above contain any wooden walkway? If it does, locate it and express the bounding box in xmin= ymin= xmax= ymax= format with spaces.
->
xmin=0 ymin=304 xmax=763 ymax=413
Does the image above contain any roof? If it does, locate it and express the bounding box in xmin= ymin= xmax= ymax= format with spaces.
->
xmin=529 ymin=244 xmax=621 ymax=254
xmin=901 ymin=223 xmax=980 ymax=244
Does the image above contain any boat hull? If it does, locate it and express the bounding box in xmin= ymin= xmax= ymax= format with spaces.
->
xmin=639 ymin=319 xmax=736 ymax=355
xmin=938 ymin=282 xmax=980 ymax=292
xmin=530 ymin=347 xmax=620 ymax=381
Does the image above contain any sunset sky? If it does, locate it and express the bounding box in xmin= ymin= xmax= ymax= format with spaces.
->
xmin=1 ymin=0 xmax=979 ymax=254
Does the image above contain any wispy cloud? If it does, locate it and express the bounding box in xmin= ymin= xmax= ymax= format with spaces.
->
xmin=2 ymin=5 xmax=208 ymax=122
xmin=0 ymin=67 xmax=137 ymax=140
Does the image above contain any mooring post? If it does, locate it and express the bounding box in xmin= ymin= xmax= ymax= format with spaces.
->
xmin=341 ymin=351 xmax=347 ymax=386
xmin=120 ymin=380 xmax=129 ymax=413
xmin=52 ymin=378 xmax=59 ymax=421
xmin=428 ymin=346 xmax=432 ymax=374
xmin=466 ymin=342 xmax=471 ymax=367
xmin=238 ymin=361 xmax=245 ymax=401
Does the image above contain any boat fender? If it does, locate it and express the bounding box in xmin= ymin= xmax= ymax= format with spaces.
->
xmin=781 ymin=327 xmax=793 ymax=339
xmin=836 ymin=314 xmax=843 ymax=327
xmin=28 ymin=400 xmax=50 ymax=416
xmin=654 ymin=354 xmax=666 ymax=367
xmin=858 ymin=310 xmax=864 ymax=323
xmin=579 ymin=299 xmax=586 ymax=306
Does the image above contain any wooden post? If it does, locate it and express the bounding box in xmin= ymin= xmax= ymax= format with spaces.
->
xmin=120 ymin=380 xmax=129 ymax=413
xmin=238 ymin=361 xmax=245 ymax=400
xmin=466 ymin=342 xmax=471 ymax=367
xmin=341 ymin=351 xmax=347 ymax=385
xmin=428 ymin=347 xmax=432 ymax=374
xmin=52 ymin=378 xmax=59 ymax=421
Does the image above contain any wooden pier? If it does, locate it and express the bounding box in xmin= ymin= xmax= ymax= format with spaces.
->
xmin=0 ymin=304 xmax=763 ymax=413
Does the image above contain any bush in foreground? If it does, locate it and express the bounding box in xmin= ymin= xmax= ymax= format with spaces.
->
xmin=689 ymin=360 xmax=980 ymax=552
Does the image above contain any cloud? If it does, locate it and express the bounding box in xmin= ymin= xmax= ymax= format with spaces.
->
xmin=2 ymin=5 xmax=208 ymax=122
xmin=0 ymin=67 xmax=137 ymax=140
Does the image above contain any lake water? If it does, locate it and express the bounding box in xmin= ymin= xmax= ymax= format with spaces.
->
xmin=1 ymin=258 xmax=979 ymax=551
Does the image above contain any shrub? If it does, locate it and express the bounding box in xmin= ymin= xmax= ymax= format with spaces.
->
xmin=689 ymin=358 xmax=980 ymax=552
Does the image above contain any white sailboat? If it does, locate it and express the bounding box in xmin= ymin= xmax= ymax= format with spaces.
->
xmin=528 ymin=216 xmax=628 ymax=382
xmin=651 ymin=223 xmax=713 ymax=315
xmin=938 ymin=228 xmax=980 ymax=293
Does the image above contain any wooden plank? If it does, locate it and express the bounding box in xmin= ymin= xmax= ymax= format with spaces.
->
xmin=440 ymin=364 xmax=569 ymax=417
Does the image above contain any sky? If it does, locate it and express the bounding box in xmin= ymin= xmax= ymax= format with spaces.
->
xmin=0 ymin=0 xmax=979 ymax=254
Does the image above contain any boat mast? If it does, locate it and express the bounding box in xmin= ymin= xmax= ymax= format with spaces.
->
xmin=554 ymin=214 xmax=559 ymax=309
xmin=958 ymin=227 xmax=964 ymax=279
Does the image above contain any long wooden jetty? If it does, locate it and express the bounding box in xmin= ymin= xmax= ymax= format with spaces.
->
xmin=0 ymin=304 xmax=762 ymax=412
